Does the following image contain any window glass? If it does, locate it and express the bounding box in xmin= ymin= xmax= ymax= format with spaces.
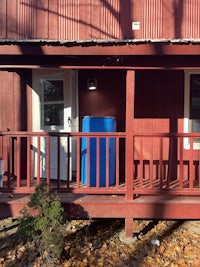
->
xmin=44 ymin=80 xmax=63 ymax=102
xmin=41 ymin=79 xmax=64 ymax=126
xmin=190 ymin=75 xmax=200 ymax=119
xmin=44 ymin=104 xmax=64 ymax=126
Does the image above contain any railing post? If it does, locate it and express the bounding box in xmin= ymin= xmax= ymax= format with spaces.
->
xmin=125 ymin=70 xmax=135 ymax=200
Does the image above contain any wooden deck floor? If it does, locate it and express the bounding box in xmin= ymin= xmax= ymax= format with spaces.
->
xmin=2 ymin=176 xmax=200 ymax=192
xmin=133 ymin=177 xmax=200 ymax=189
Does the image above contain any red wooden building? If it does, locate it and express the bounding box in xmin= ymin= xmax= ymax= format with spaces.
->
xmin=1 ymin=0 xmax=200 ymax=237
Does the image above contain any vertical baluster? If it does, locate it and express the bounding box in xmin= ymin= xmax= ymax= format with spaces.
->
xmin=189 ymin=137 xmax=194 ymax=190
xmin=106 ymin=137 xmax=109 ymax=188
xmin=179 ymin=137 xmax=183 ymax=189
xmin=27 ymin=136 xmax=31 ymax=188
xmin=149 ymin=138 xmax=153 ymax=189
xmin=76 ymin=136 xmax=80 ymax=188
xmin=67 ymin=135 xmax=70 ymax=188
xmin=16 ymin=136 xmax=21 ymax=188
xmin=46 ymin=136 xmax=50 ymax=186
xmin=0 ymin=136 xmax=3 ymax=158
xmin=57 ymin=135 xmax=60 ymax=188
xmin=116 ymin=137 xmax=119 ymax=188
xmin=139 ymin=138 xmax=143 ymax=188
xmin=199 ymin=144 xmax=200 ymax=188
xmin=86 ymin=137 xmax=90 ymax=187
xmin=0 ymin=135 xmax=4 ymax=188
xmin=167 ymin=137 xmax=173 ymax=189
xmin=7 ymin=136 xmax=11 ymax=188
xmin=159 ymin=137 xmax=163 ymax=189
xmin=37 ymin=136 xmax=41 ymax=186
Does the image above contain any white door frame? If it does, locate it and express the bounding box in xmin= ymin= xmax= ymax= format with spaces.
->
xmin=32 ymin=69 xmax=78 ymax=179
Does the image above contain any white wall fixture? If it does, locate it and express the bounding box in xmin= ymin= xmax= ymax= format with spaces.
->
xmin=88 ymin=78 xmax=97 ymax=90
xmin=132 ymin=22 xmax=140 ymax=30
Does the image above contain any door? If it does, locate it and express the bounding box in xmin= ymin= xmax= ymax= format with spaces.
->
xmin=32 ymin=69 xmax=78 ymax=180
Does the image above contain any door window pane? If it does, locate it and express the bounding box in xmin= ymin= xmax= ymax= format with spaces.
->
xmin=44 ymin=104 xmax=64 ymax=126
xmin=44 ymin=80 xmax=63 ymax=102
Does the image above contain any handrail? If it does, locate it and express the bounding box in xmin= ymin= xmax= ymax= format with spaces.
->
xmin=134 ymin=132 xmax=200 ymax=137
xmin=0 ymin=131 xmax=126 ymax=137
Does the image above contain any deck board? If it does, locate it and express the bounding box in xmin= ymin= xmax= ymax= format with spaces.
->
xmin=3 ymin=176 xmax=200 ymax=190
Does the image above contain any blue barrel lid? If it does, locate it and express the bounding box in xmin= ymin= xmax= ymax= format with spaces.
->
xmin=83 ymin=116 xmax=115 ymax=119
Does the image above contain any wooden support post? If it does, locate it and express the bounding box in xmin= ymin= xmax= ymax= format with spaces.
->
xmin=125 ymin=216 xmax=133 ymax=238
xmin=125 ymin=70 xmax=135 ymax=200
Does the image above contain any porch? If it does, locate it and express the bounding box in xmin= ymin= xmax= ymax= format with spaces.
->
xmin=1 ymin=131 xmax=200 ymax=237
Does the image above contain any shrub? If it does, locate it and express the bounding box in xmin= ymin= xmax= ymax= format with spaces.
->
xmin=18 ymin=181 xmax=65 ymax=265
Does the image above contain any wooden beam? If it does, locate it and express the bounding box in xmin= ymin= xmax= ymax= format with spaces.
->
xmin=125 ymin=70 xmax=135 ymax=200
xmin=1 ymin=65 xmax=200 ymax=70
xmin=1 ymin=43 xmax=200 ymax=56
xmin=3 ymin=194 xmax=200 ymax=220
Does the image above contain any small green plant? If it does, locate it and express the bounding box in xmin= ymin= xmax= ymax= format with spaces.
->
xmin=18 ymin=181 xmax=65 ymax=265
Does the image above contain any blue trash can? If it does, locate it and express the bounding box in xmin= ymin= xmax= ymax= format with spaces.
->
xmin=81 ymin=116 xmax=116 ymax=187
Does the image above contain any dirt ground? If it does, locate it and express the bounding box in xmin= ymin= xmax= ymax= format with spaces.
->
xmin=0 ymin=217 xmax=200 ymax=267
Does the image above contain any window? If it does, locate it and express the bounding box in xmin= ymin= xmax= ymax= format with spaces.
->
xmin=184 ymin=71 xmax=200 ymax=148
xmin=40 ymin=79 xmax=64 ymax=127
xmin=189 ymin=75 xmax=200 ymax=132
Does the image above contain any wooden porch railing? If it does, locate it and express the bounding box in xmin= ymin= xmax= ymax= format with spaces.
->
xmin=133 ymin=133 xmax=200 ymax=196
xmin=0 ymin=131 xmax=126 ymax=194
xmin=0 ymin=132 xmax=200 ymax=197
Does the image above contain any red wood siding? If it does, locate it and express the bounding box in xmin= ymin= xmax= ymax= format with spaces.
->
xmin=142 ymin=0 xmax=163 ymax=39
xmin=134 ymin=70 xmax=184 ymax=133
xmin=0 ymin=70 xmax=32 ymax=179
xmin=134 ymin=70 xmax=185 ymax=180
xmin=0 ymin=69 xmax=32 ymax=131
xmin=1 ymin=0 xmax=200 ymax=40
xmin=78 ymin=70 xmax=126 ymax=179
xmin=0 ymin=69 xmax=184 ymax=135
xmin=78 ymin=69 xmax=126 ymax=132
